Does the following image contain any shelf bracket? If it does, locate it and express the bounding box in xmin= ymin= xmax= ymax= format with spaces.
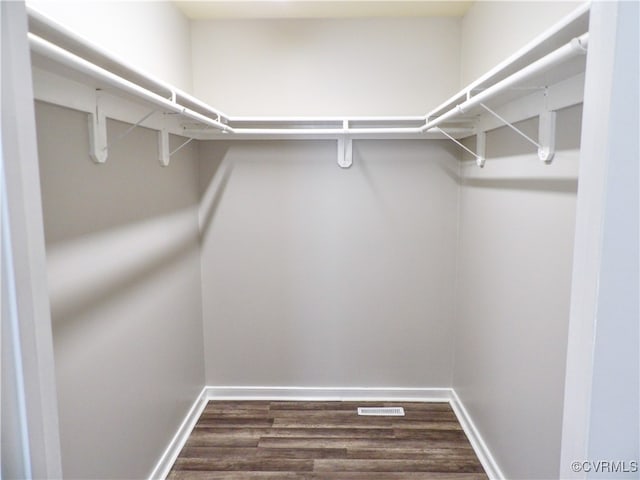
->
xmin=337 ymin=120 xmax=352 ymax=168
xmin=538 ymin=110 xmax=556 ymax=163
xmin=158 ymin=111 xmax=196 ymax=167
xmin=170 ymin=137 xmax=195 ymax=157
xmin=158 ymin=126 xmax=170 ymax=167
xmin=89 ymin=94 xmax=156 ymax=164
xmin=103 ymin=108 xmax=156 ymax=155
xmin=479 ymin=103 xmax=555 ymax=163
xmin=476 ymin=130 xmax=486 ymax=168
xmin=435 ymin=126 xmax=485 ymax=168
xmin=88 ymin=92 xmax=107 ymax=164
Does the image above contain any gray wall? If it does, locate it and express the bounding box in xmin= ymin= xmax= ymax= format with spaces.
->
xmin=453 ymin=105 xmax=582 ymax=479
xmin=35 ymin=103 xmax=584 ymax=479
xmin=35 ymin=102 xmax=205 ymax=479
xmin=198 ymin=140 xmax=460 ymax=387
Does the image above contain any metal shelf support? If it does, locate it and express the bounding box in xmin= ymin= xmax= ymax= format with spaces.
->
xmin=89 ymin=92 xmax=156 ymax=164
xmin=479 ymin=103 xmax=556 ymax=163
xmin=435 ymin=127 xmax=485 ymax=168
xmin=538 ymin=110 xmax=557 ymax=163
xmin=338 ymin=120 xmax=353 ymax=168
xmin=88 ymin=95 xmax=107 ymax=164
xmin=158 ymin=120 xmax=196 ymax=167
xmin=158 ymin=126 xmax=170 ymax=167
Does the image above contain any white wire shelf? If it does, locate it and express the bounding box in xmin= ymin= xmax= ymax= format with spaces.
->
xmin=27 ymin=3 xmax=590 ymax=166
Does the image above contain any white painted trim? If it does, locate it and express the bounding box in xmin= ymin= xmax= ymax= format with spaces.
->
xmin=148 ymin=386 xmax=504 ymax=480
xmin=449 ymin=390 xmax=505 ymax=480
xmin=558 ymin=1 xmax=609 ymax=474
xmin=1 ymin=2 xmax=63 ymax=476
xmin=148 ymin=387 xmax=209 ymax=480
xmin=205 ymin=385 xmax=452 ymax=402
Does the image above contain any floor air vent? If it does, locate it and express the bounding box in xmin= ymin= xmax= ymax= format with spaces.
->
xmin=357 ymin=407 xmax=405 ymax=416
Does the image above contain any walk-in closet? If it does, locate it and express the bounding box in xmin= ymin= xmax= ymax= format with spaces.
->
xmin=1 ymin=1 xmax=638 ymax=479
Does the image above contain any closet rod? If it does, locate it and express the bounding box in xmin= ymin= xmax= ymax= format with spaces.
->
xmin=26 ymin=6 xmax=230 ymax=124
xmin=422 ymin=32 xmax=589 ymax=132
xmin=28 ymin=34 xmax=232 ymax=133
xmin=182 ymin=128 xmax=473 ymax=140
xmin=228 ymin=127 xmax=429 ymax=136
xmin=229 ymin=116 xmax=427 ymax=122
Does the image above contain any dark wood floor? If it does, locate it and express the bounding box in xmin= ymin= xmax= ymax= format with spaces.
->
xmin=168 ymin=400 xmax=487 ymax=479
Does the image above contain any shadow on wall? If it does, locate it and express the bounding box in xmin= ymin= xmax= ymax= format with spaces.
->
xmin=478 ymin=105 xmax=582 ymax=159
xmin=197 ymin=142 xmax=234 ymax=242
xmin=356 ymin=138 xmax=462 ymax=198
xmin=459 ymin=104 xmax=582 ymax=193
xmin=35 ymin=103 xmax=203 ymax=334
xmin=463 ymin=177 xmax=578 ymax=194
xmin=196 ymin=139 xmax=462 ymax=386
xmin=35 ymin=102 xmax=201 ymax=244
xmin=47 ymin=209 xmax=200 ymax=335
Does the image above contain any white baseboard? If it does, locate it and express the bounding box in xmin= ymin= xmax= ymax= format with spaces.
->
xmin=149 ymin=385 xmax=503 ymax=480
xmin=205 ymin=385 xmax=452 ymax=402
xmin=148 ymin=386 xmax=209 ymax=480
xmin=449 ymin=389 xmax=505 ymax=480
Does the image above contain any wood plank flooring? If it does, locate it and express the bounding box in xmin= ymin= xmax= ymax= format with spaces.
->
xmin=168 ymin=401 xmax=487 ymax=479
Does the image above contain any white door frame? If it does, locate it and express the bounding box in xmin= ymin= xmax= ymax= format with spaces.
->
xmin=560 ymin=0 xmax=639 ymax=477
xmin=1 ymin=1 xmax=63 ymax=477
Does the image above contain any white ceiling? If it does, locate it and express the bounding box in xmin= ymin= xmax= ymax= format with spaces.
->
xmin=173 ymin=1 xmax=474 ymax=20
